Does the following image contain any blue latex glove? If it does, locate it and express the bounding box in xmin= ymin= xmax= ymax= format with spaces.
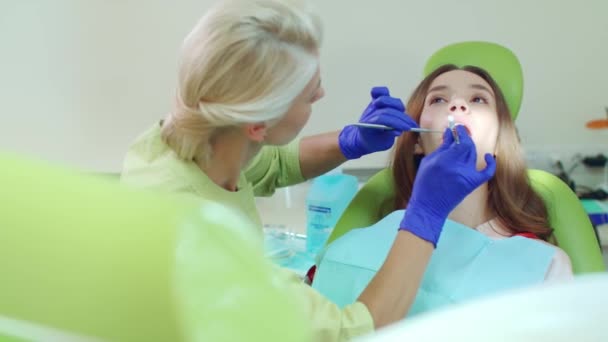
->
xmin=399 ymin=125 xmax=497 ymax=247
xmin=338 ymin=87 xmax=418 ymax=160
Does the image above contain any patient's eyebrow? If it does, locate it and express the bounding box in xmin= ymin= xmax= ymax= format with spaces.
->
xmin=470 ymin=84 xmax=494 ymax=95
xmin=428 ymin=85 xmax=448 ymax=93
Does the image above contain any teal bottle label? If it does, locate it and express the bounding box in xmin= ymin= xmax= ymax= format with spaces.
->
xmin=306 ymin=204 xmax=333 ymax=254
xmin=308 ymin=205 xmax=331 ymax=214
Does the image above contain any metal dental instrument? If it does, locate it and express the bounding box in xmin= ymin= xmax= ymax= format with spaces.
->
xmin=352 ymin=123 xmax=443 ymax=133
xmin=447 ymin=115 xmax=460 ymax=144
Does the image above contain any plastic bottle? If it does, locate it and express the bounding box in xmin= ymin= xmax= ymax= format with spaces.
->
xmin=306 ymin=171 xmax=359 ymax=255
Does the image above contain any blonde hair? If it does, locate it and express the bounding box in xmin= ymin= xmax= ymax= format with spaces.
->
xmin=162 ymin=0 xmax=323 ymax=163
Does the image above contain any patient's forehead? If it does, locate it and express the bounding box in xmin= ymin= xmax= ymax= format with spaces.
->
xmin=428 ymin=70 xmax=495 ymax=96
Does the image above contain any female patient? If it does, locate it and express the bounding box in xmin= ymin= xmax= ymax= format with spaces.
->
xmin=312 ymin=64 xmax=573 ymax=317
xmin=396 ymin=64 xmax=573 ymax=278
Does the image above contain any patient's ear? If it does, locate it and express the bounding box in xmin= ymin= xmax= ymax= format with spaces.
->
xmin=244 ymin=123 xmax=267 ymax=143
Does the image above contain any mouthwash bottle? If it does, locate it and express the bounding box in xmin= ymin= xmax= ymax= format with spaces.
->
xmin=306 ymin=171 xmax=358 ymax=255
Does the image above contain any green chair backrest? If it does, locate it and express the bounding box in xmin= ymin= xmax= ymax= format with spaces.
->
xmin=0 ymin=152 xmax=309 ymax=341
xmin=327 ymin=168 xmax=605 ymax=274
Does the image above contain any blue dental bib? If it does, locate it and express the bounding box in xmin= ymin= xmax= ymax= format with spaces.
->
xmin=312 ymin=210 xmax=555 ymax=317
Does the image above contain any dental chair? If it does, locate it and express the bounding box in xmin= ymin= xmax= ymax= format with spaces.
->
xmin=0 ymin=152 xmax=308 ymax=341
xmin=326 ymin=41 xmax=605 ymax=274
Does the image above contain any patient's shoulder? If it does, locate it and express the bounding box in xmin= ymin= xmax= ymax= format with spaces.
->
xmin=538 ymin=242 xmax=574 ymax=282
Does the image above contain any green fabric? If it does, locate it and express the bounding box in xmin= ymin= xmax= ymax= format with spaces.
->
xmin=0 ymin=151 xmax=310 ymax=341
xmin=244 ymin=140 xmax=306 ymax=196
xmin=0 ymin=152 xmax=185 ymax=341
xmin=327 ymin=168 xmax=606 ymax=274
xmin=424 ymin=41 xmax=524 ymax=120
xmin=121 ymin=123 xmax=305 ymax=230
xmin=174 ymin=199 xmax=310 ymax=342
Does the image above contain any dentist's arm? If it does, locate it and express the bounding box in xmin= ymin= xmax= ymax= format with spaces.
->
xmin=298 ymin=130 xmax=344 ymax=179
xmin=358 ymin=231 xmax=433 ymax=327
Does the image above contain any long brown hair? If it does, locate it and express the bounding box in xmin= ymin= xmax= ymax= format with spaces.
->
xmin=392 ymin=64 xmax=553 ymax=240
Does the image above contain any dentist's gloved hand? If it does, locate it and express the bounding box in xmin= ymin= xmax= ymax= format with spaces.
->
xmin=338 ymin=86 xmax=418 ymax=160
xmin=399 ymin=125 xmax=497 ymax=247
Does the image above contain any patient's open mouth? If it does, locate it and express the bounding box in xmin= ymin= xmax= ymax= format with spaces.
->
xmin=440 ymin=123 xmax=472 ymax=144
xmin=454 ymin=123 xmax=472 ymax=137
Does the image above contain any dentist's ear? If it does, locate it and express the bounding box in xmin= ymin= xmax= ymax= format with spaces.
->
xmin=245 ymin=122 xmax=267 ymax=143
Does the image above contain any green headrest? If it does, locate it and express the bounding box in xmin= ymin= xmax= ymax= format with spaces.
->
xmin=424 ymin=41 xmax=523 ymax=120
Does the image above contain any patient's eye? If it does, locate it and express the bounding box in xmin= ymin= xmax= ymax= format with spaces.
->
xmin=429 ymin=97 xmax=446 ymax=105
xmin=471 ymin=96 xmax=488 ymax=104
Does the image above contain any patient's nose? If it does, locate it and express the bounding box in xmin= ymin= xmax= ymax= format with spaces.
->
xmin=449 ymin=99 xmax=469 ymax=114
